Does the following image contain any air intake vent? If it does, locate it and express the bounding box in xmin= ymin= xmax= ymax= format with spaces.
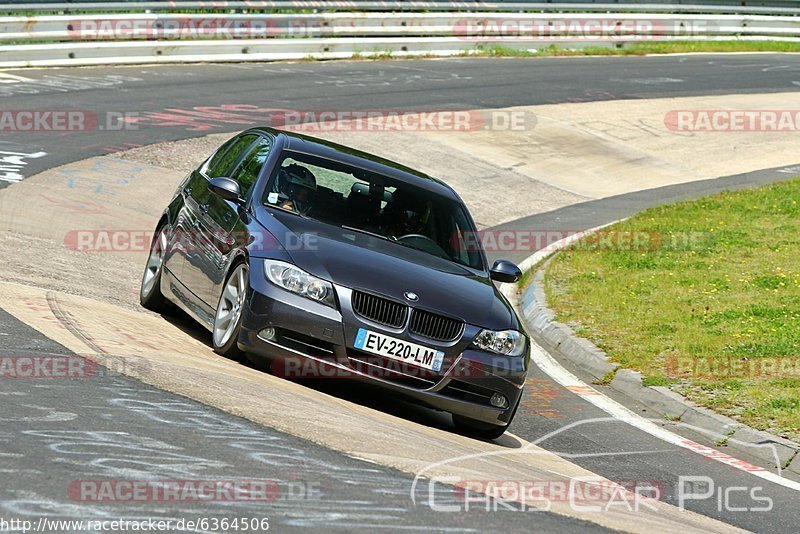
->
xmin=409 ymin=309 xmax=464 ymax=342
xmin=351 ymin=290 xmax=408 ymax=328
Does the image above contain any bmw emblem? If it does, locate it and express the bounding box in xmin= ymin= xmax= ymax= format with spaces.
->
xmin=404 ymin=291 xmax=419 ymax=302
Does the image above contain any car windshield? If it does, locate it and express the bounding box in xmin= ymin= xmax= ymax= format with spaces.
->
xmin=264 ymin=150 xmax=484 ymax=270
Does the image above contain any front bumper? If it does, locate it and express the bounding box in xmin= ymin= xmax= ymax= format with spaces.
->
xmin=239 ymin=262 xmax=528 ymax=426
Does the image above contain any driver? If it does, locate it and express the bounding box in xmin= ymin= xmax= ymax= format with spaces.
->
xmin=276 ymin=163 xmax=316 ymax=215
xmin=385 ymin=196 xmax=432 ymax=239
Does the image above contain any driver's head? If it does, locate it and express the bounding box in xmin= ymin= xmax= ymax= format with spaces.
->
xmin=280 ymin=163 xmax=316 ymax=203
xmin=395 ymin=197 xmax=432 ymax=234
xmin=399 ymin=208 xmax=425 ymax=234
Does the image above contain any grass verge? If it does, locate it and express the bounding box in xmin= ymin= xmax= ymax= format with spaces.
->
xmin=542 ymin=178 xmax=800 ymax=440
xmin=475 ymin=41 xmax=800 ymax=57
xmin=3 ymin=39 xmax=800 ymax=56
xmin=342 ymin=41 xmax=800 ymax=62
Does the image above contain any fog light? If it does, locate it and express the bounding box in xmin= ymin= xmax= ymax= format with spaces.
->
xmin=259 ymin=327 xmax=276 ymax=341
xmin=490 ymin=393 xmax=508 ymax=408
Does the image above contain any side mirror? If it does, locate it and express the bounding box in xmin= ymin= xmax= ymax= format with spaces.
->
xmin=490 ymin=259 xmax=522 ymax=283
xmin=208 ymin=177 xmax=244 ymax=205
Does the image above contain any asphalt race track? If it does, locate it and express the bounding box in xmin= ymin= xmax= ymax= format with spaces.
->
xmin=4 ymin=55 xmax=800 ymax=181
xmin=0 ymin=308 xmax=610 ymax=533
xmin=2 ymin=55 xmax=800 ymax=532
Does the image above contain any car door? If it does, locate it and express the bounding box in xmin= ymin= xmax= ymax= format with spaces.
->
xmin=180 ymin=133 xmax=258 ymax=307
xmin=169 ymin=136 xmax=239 ymax=286
xmin=184 ymin=133 xmax=274 ymax=308
xmin=205 ymin=134 xmax=275 ymax=302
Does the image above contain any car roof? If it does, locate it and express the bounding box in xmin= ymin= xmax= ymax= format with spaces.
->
xmin=247 ymin=127 xmax=461 ymax=201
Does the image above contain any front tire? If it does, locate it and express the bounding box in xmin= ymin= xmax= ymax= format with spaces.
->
xmin=212 ymin=262 xmax=248 ymax=359
xmin=452 ymin=415 xmax=510 ymax=440
xmin=452 ymin=395 xmax=520 ymax=440
xmin=140 ymin=227 xmax=168 ymax=312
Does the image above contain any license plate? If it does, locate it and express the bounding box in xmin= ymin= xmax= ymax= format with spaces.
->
xmin=354 ymin=328 xmax=445 ymax=372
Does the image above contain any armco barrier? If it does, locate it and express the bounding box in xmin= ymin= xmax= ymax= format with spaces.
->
xmin=0 ymin=2 xmax=798 ymax=67
xmin=2 ymin=1 xmax=800 ymax=14
xmin=1 ymin=34 xmax=797 ymax=68
xmin=3 ymin=13 xmax=800 ymax=42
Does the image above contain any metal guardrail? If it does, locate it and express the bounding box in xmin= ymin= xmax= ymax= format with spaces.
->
xmin=2 ymin=13 xmax=800 ymax=41
xmin=2 ymin=34 xmax=797 ymax=69
xmin=2 ymin=1 xmax=800 ymax=15
xmin=0 ymin=4 xmax=798 ymax=67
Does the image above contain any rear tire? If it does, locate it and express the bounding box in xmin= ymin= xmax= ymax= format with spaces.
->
xmin=140 ymin=226 xmax=169 ymax=312
xmin=212 ymin=262 xmax=248 ymax=360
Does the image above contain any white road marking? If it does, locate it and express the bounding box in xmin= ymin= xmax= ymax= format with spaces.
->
xmin=530 ymin=341 xmax=800 ymax=491
xmin=778 ymin=164 xmax=800 ymax=174
xmin=0 ymin=150 xmax=48 ymax=183
xmin=503 ymin=227 xmax=800 ymax=493
xmin=0 ymin=73 xmax=34 ymax=83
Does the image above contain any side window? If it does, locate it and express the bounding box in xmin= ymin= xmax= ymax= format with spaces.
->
xmin=202 ymin=136 xmax=237 ymax=176
xmin=204 ymin=134 xmax=258 ymax=179
xmin=231 ymin=136 xmax=273 ymax=197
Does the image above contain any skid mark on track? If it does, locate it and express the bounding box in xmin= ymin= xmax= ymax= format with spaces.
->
xmin=46 ymin=291 xmax=106 ymax=356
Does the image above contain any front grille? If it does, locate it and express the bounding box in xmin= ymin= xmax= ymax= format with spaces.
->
xmin=352 ymin=290 xmax=407 ymax=328
xmin=409 ymin=309 xmax=464 ymax=342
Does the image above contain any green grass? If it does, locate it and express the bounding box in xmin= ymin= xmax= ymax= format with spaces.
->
xmin=518 ymin=265 xmax=536 ymax=290
xmin=593 ymin=370 xmax=617 ymax=386
xmin=542 ymin=178 xmax=800 ymax=440
xmin=6 ymin=36 xmax=799 ymax=56
xmin=474 ymin=41 xmax=800 ymax=57
xmin=617 ymin=40 xmax=800 ymax=54
xmin=344 ymin=41 xmax=800 ymax=62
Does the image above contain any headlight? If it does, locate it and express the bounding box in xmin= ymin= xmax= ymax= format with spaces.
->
xmin=264 ymin=260 xmax=336 ymax=308
xmin=472 ymin=329 xmax=526 ymax=357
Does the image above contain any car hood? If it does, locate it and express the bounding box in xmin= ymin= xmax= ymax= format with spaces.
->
xmin=256 ymin=208 xmax=514 ymax=329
